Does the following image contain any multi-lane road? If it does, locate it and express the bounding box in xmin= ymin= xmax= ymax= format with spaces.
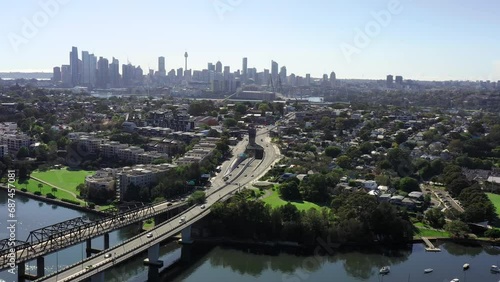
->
xmin=38 ymin=126 xmax=281 ymax=282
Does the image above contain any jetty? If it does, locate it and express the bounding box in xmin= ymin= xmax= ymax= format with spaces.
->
xmin=422 ymin=237 xmax=441 ymax=252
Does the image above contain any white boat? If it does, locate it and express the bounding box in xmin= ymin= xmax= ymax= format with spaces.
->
xmin=491 ymin=265 xmax=500 ymax=273
xmin=450 ymin=279 xmax=459 ymax=282
xmin=463 ymin=263 xmax=470 ymax=270
xmin=379 ymin=266 xmax=390 ymax=274
xmin=424 ymin=268 xmax=433 ymax=273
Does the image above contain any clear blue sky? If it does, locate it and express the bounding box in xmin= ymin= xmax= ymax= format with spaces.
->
xmin=1 ymin=0 xmax=500 ymax=81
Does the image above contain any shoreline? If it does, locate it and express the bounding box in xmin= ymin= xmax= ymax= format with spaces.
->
xmin=0 ymin=185 xmax=107 ymax=216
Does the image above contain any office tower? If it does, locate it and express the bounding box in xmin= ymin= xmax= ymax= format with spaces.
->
xmin=263 ymin=69 xmax=270 ymax=85
xmin=223 ymin=66 xmax=230 ymax=80
xmin=330 ymin=71 xmax=336 ymax=86
xmin=207 ymin=63 xmax=214 ymax=71
xmin=395 ymin=75 xmax=403 ymax=84
xmin=242 ymin=57 xmax=247 ymax=81
xmin=109 ymin=58 xmax=120 ymax=87
xmin=177 ymin=68 xmax=183 ymax=78
xmin=97 ymin=57 xmax=109 ymax=88
xmin=279 ymin=66 xmax=287 ymax=85
xmin=215 ymin=61 xmax=222 ymax=73
xmin=70 ymin=46 xmax=79 ymax=86
xmin=52 ymin=67 xmax=61 ymax=82
xmin=89 ymin=54 xmax=97 ymax=87
xmin=271 ymin=60 xmax=278 ymax=82
xmin=81 ymin=51 xmax=90 ymax=85
xmin=289 ymin=73 xmax=296 ymax=86
xmin=184 ymin=52 xmax=188 ymax=72
xmin=61 ymin=65 xmax=71 ymax=86
xmin=305 ymin=73 xmax=311 ymax=86
xmin=387 ymin=75 xmax=394 ymax=87
xmin=158 ymin=56 xmax=166 ymax=76
xmin=122 ymin=64 xmax=133 ymax=87
xmin=184 ymin=69 xmax=192 ymax=80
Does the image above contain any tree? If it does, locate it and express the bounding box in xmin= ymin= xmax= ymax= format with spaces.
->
xmin=445 ymin=220 xmax=470 ymax=238
xmin=398 ymin=177 xmax=419 ymax=193
xmin=52 ymin=187 xmax=58 ymax=195
xmin=336 ymin=155 xmax=351 ymax=169
xmin=224 ymin=118 xmax=237 ymax=128
xmin=38 ymin=183 xmax=43 ymax=193
xmin=279 ymin=180 xmax=301 ymax=201
xmin=188 ymin=191 xmax=206 ymax=205
xmin=17 ymin=147 xmax=30 ymax=159
xmin=324 ymin=146 xmax=341 ymax=158
xmin=484 ymin=229 xmax=500 ymax=240
xmin=425 ymin=208 xmax=445 ymax=228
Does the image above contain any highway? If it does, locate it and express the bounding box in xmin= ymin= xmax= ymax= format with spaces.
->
xmin=38 ymin=126 xmax=281 ymax=282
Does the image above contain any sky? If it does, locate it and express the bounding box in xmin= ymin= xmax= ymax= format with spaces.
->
xmin=1 ymin=0 xmax=500 ymax=81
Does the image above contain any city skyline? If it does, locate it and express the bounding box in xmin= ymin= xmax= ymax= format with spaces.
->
xmin=2 ymin=0 xmax=500 ymax=81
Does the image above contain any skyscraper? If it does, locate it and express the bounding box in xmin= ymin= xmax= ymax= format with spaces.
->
xmin=223 ymin=66 xmax=230 ymax=80
xmin=207 ymin=63 xmax=214 ymax=71
xmin=97 ymin=57 xmax=109 ymax=88
xmin=395 ymin=75 xmax=403 ymax=84
xmin=242 ymin=58 xmax=247 ymax=74
xmin=279 ymin=66 xmax=287 ymax=85
xmin=158 ymin=56 xmax=166 ymax=76
xmin=215 ymin=61 xmax=222 ymax=73
xmin=330 ymin=71 xmax=336 ymax=86
xmin=52 ymin=67 xmax=61 ymax=82
xmin=70 ymin=46 xmax=79 ymax=86
xmin=387 ymin=75 xmax=394 ymax=87
xmin=109 ymin=57 xmax=120 ymax=88
xmin=89 ymin=54 xmax=97 ymax=87
xmin=61 ymin=65 xmax=71 ymax=86
xmin=81 ymin=51 xmax=90 ymax=85
xmin=271 ymin=60 xmax=279 ymax=83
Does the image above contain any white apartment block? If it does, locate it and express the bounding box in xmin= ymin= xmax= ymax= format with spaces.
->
xmin=116 ymin=163 xmax=176 ymax=200
xmin=0 ymin=133 xmax=32 ymax=153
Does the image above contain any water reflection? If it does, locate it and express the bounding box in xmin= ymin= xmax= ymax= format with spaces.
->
xmin=441 ymin=241 xmax=483 ymax=257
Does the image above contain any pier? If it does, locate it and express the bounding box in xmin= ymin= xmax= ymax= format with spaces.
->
xmin=422 ymin=237 xmax=441 ymax=252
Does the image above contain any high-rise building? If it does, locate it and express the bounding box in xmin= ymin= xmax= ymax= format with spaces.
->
xmin=97 ymin=57 xmax=109 ymax=88
xmin=330 ymin=71 xmax=336 ymax=86
xmin=89 ymin=54 xmax=97 ymax=87
xmin=81 ymin=51 xmax=90 ymax=85
xmin=386 ymin=75 xmax=394 ymax=87
xmin=305 ymin=74 xmax=311 ymax=86
xmin=207 ymin=63 xmax=214 ymax=71
xmin=395 ymin=75 xmax=403 ymax=84
xmin=158 ymin=56 xmax=166 ymax=76
xmin=52 ymin=67 xmax=61 ymax=82
xmin=70 ymin=46 xmax=79 ymax=86
xmin=263 ymin=69 xmax=270 ymax=86
xmin=215 ymin=61 xmax=222 ymax=73
xmin=61 ymin=65 xmax=71 ymax=86
xmin=223 ymin=66 xmax=230 ymax=80
xmin=279 ymin=66 xmax=287 ymax=85
xmin=109 ymin=58 xmax=120 ymax=88
xmin=242 ymin=57 xmax=248 ymax=82
xmin=122 ymin=64 xmax=134 ymax=87
xmin=184 ymin=52 xmax=188 ymax=73
xmin=177 ymin=68 xmax=183 ymax=78
xmin=271 ymin=60 xmax=278 ymax=82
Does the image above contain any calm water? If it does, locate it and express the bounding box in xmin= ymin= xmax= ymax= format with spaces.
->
xmin=3 ymin=190 xmax=500 ymax=282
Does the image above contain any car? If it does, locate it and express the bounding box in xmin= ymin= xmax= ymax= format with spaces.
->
xmin=244 ymin=174 xmax=247 ymax=177
xmin=251 ymin=175 xmax=254 ymax=177
xmin=146 ymin=232 xmax=153 ymax=238
xmin=200 ymin=204 xmax=206 ymax=209
xmin=85 ymin=265 xmax=93 ymax=270
xmin=167 ymin=202 xmax=173 ymax=206
xmin=104 ymin=253 xmax=112 ymax=258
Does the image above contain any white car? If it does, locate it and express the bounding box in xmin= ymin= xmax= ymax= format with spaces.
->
xmin=200 ymin=204 xmax=206 ymax=209
xmin=146 ymin=232 xmax=153 ymax=238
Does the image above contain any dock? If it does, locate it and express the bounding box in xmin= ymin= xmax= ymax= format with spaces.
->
xmin=422 ymin=237 xmax=441 ymax=252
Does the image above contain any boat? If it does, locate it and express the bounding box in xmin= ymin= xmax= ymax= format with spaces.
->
xmin=424 ymin=268 xmax=433 ymax=273
xmin=450 ymin=279 xmax=459 ymax=282
xmin=379 ymin=266 xmax=390 ymax=274
xmin=491 ymin=265 xmax=500 ymax=273
xmin=463 ymin=263 xmax=470 ymax=270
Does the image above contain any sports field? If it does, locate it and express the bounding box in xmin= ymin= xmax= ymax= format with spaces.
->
xmin=31 ymin=167 xmax=94 ymax=194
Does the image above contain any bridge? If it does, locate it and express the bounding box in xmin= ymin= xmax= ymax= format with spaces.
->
xmin=0 ymin=200 xmax=189 ymax=280
xmin=35 ymin=126 xmax=279 ymax=282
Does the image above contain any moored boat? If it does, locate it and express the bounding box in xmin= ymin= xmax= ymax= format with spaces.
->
xmin=424 ymin=268 xmax=433 ymax=273
xmin=491 ymin=264 xmax=500 ymax=273
xmin=463 ymin=263 xmax=469 ymax=270
xmin=379 ymin=266 xmax=390 ymax=274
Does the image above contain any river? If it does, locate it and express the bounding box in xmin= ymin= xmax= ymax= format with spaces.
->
xmin=2 ymin=190 xmax=500 ymax=282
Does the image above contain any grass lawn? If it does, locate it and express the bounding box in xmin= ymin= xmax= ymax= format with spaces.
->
xmin=487 ymin=193 xmax=500 ymax=216
xmin=15 ymin=179 xmax=78 ymax=202
xmin=261 ymin=189 xmax=321 ymax=211
xmin=413 ymin=222 xmax=450 ymax=238
xmin=31 ymin=167 xmax=94 ymax=194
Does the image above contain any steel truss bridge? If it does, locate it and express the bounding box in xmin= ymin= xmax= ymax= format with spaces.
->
xmin=0 ymin=201 xmax=188 ymax=269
